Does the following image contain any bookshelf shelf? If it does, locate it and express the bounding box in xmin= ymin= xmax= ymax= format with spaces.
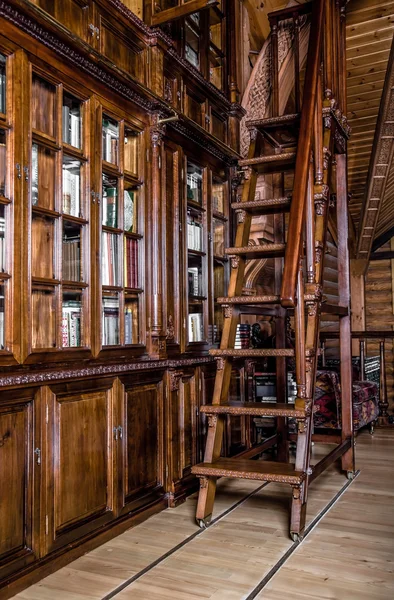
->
xmin=188 ymin=249 xmax=206 ymax=258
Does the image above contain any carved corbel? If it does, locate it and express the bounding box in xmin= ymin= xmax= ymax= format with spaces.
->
xmin=242 ymin=166 xmax=252 ymax=181
xmin=323 ymin=147 xmax=331 ymax=171
xmin=292 ymin=485 xmax=301 ymax=500
xmin=223 ymin=304 xmax=233 ymax=319
xmin=207 ymin=414 xmax=218 ymax=428
xmin=315 ymin=241 xmax=324 ymax=264
xmin=307 ymin=302 xmax=318 ymax=317
xmin=237 ymin=209 xmax=246 ymax=224
xmin=169 ymin=371 xmax=183 ymax=392
xmin=296 ymin=419 xmax=306 ymax=434
xmin=215 ymin=357 xmax=225 ymax=371
xmin=249 ymin=127 xmax=258 ymax=142
xmin=199 ymin=476 xmax=209 ymax=490
xmin=150 ymin=114 xmax=166 ymax=147
xmin=166 ymin=315 xmax=175 ymax=340
xmin=230 ymin=255 xmax=240 ymax=269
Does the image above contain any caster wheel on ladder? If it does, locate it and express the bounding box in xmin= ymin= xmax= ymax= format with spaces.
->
xmin=197 ymin=515 xmax=212 ymax=529
xmin=290 ymin=532 xmax=302 ymax=543
xmin=346 ymin=471 xmax=355 ymax=481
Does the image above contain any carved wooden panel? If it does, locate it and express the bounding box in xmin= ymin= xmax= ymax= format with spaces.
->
xmin=30 ymin=0 xmax=91 ymax=41
xmin=0 ymin=394 xmax=38 ymax=580
xmin=99 ymin=18 xmax=143 ymax=82
xmin=170 ymin=372 xmax=198 ymax=483
xmin=44 ymin=386 xmax=115 ymax=552
xmin=122 ymin=382 xmax=163 ymax=503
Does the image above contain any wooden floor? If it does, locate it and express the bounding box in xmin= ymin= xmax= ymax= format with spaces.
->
xmin=12 ymin=429 xmax=394 ymax=600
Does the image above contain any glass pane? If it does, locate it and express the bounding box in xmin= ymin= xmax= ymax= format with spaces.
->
xmin=0 ymin=283 xmax=4 ymax=349
xmin=185 ymin=23 xmax=199 ymax=68
xmin=188 ymin=308 xmax=203 ymax=343
xmin=124 ymin=187 xmax=137 ymax=233
xmin=210 ymin=22 xmax=222 ymax=49
xmin=102 ymin=174 xmax=118 ymax=227
xmin=62 ymin=222 xmax=82 ymax=282
xmin=212 ymin=179 xmax=225 ymax=213
xmin=188 ymin=262 xmax=202 ymax=297
xmin=213 ymin=264 xmax=225 ymax=344
xmin=187 ymin=210 xmax=203 ymax=251
xmin=213 ymin=218 xmax=225 ymax=257
xmin=32 ymin=76 xmax=56 ymax=137
xmin=31 ymin=215 xmax=55 ymax=279
xmin=32 ymin=288 xmax=56 ymax=348
xmin=124 ymin=237 xmax=139 ymax=288
xmin=187 ymin=163 xmax=203 ymax=204
xmin=125 ymin=296 xmax=139 ymax=344
xmin=210 ymin=50 xmax=223 ymax=90
xmin=32 ymin=144 xmax=56 ymax=210
xmin=62 ymin=94 xmax=82 ymax=149
xmin=159 ymin=0 xmax=178 ymax=10
xmin=102 ymin=293 xmax=119 ymax=345
xmin=0 ymin=54 xmax=5 ymax=114
xmin=62 ymin=292 xmax=82 ymax=347
xmin=124 ymin=128 xmax=139 ymax=175
xmin=0 ymin=204 xmax=5 ymax=272
xmin=62 ymin=157 xmax=81 ymax=217
xmin=102 ymin=116 xmax=119 ymax=165
xmin=0 ymin=129 xmax=5 ymax=197
xmin=101 ymin=231 xmax=121 ymax=286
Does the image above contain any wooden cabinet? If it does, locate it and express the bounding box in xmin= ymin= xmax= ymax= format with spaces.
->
xmin=0 ymin=390 xmax=40 ymax=581
xmin=42 ymin=380 xmax=117 ymax=553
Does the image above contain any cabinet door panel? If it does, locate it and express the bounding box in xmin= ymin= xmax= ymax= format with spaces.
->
xmin=0 ymin=398 xmax=38 ymax=580
xmin=119 ymin=382 xmax=163 ymax=511
xmin=46 ymin=388 xmax=115 ymax=552
xmin=170 ymin=373 xmax=198 ymax=485
xmin=30 ymin=0 xmax=91 ymax=41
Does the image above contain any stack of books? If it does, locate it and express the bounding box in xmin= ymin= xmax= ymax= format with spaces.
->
xmin=188 ymin=312 xmax=203 ymax=342
xmin=188 ymin=266 xmax=201 ymax=297
xmin=0 ymin=214 xmax=5 ymax=272
xmin=62 ymin=162 xmax=80 ymax=216
xmin=187 ymin=216 xmax=203 ymax=251
xmin=62 ymin=101 xmax=80 ymax=148
xmin=124 ymin=238 xmax=139 ymax=288
xmin=102 ymin=119 xmax=119 ymax=164
xmin=62 ymin=232 xmax=81 ymax=281
xmin=234 ymin=323 xmax=250 ymax=349
xmin=101 ymin=232 xmax=120 ymax=286
xmin=102 ymin=185 xmax=117 ymax=227
xmin=62 ymin=300 xmax=81 ymax=347
xmin=102 ymin=297 xmax=119 ymax=345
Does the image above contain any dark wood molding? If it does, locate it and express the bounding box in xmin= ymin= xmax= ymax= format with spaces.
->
xmin=356 ymin=36 xmax=394 ymax=259
xmin=151 ymin=0 xmax=217 ymax=27
xmin=370 ymin=250 xmax=394 ymax=261
xmin=371 ymin=225 xmax=394 ymax=253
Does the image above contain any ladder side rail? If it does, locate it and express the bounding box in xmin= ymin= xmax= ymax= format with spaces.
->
xmin=281 ymin=0 xmax=325 ymax=308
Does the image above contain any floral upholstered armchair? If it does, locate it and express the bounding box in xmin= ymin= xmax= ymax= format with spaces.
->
xmin=314 ymin=365 xmax=379 ymax=433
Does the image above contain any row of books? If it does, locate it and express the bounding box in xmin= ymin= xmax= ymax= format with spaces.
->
xmin=125 ymin=304 xmax=138 ymax=345
xmin=102 ymin=119 xmax=119 ymax=164
xmin=102 ymin=189 xmax=137 ymax=231
xmin=101 ymin=232 xmax=121 ymax=286
xmin=188 ymin=312 xmax=203 ymax=342
xmin=63 ymin=164 xmax=81 ymax=217
xmin=188 ymin=266 xmax=202 ymax=297
xmin=234 ymin=324 xmax=250 ymax=349
xmin=62 ymin=301 xmax=81 ymax=347
xmin=187 ymin=217 xmax=203 ymax=251
xmin=0 ymin=216 xmax=5 ymax=272
xmin=63 ymin=234 xmax=81 ymax=282
xmin=0 ymin=142 xmax=5 ymax=197
xmin=124 ymin=238 xmax=139 ymax=289
xmin=62 ymin=103 xmax=81 ymax=149
xmin=0 ymin=292 xmax=4 ymax=349
xmin=102 ymin=297 xmax=119 ymax=345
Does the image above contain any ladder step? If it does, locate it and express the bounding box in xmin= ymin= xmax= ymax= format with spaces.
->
xmin=200 ymin=402 xmax=306 ymax=418
xmin=321 ymin=303 xmax=349 ymax=316
xmin=217 ymin=295 xmax=280 ymax=305
xmin=210 ymin=348 xmax=294 ymax=358
xmin=191 ymin=457 xmax=306 ymax=485
xmin=246 ymin=113 xmax=300 ymax=148
xmin=226 ymin=243 xmax=286 ymax=259
xmin=231 ymin=197 xmax=291 ymax=215
xmin=239 ymin=152 xmax=296 ymax=174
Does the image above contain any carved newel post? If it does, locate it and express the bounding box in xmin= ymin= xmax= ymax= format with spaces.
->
xmin=148 ymin=115 xmax=167 ymax=359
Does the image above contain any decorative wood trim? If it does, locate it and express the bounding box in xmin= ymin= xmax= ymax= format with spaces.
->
xmin=0 ymin=357 xmax=215 ymax=388
xmin=356 ymin=37 xmax=394 ymax=259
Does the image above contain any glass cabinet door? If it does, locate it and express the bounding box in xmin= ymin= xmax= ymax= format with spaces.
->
xmin=99 ymin=108 xmax=144 ymax=350
xmin=0 ymin=52 xmax=8 ymax=352
xmin=30 ymin=73 xmax=89 ymax=353
xmin=210 ymin=175 xmax=229 ymax=346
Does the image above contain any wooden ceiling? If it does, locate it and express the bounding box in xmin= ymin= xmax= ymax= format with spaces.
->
xmin=346 ymin=0 xmax=394 ymax=234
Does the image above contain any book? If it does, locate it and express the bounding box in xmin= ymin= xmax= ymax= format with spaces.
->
xmin=31 ymin=144 xmax=38 ymax=205
xmin=0 ymin=56 xmax=5 ymax=114
xmin=188 ymin=313 xmax=203 ymax=342
xmin=62 ymin=300 xmax=82 ymax=347
xmin=102 ymin=297 xmax=119 ymax=345
xmin=103 ymin=185 xmax=117 ymax=227
xmin=102 ymin=119 xmax=118 ymax=164
xmin=62 ymin=164 xmax=80 ymax=216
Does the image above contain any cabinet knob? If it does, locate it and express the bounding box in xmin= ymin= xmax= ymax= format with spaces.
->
xmin=16 ymin=163 xmax=21 ymax=179
xmin=34 ymin=447 xmax=41 ymax=465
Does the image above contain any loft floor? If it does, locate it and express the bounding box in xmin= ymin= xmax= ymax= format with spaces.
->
xmin=13 ymin=429 xmax=394 ymax=600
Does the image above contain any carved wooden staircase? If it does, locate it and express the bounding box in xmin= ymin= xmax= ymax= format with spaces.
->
xmin=191 ymin=0 xmax=354 ymax=541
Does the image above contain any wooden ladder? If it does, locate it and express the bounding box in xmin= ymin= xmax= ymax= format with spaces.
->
xmin=191 ymin=0 xmax=354 ymax=541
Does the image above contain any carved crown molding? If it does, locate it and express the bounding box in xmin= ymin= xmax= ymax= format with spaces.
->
xmin=169 ymin=119 xmax=238 ymax=166
xmin=0 ymin=356 xmax=215 ymax=388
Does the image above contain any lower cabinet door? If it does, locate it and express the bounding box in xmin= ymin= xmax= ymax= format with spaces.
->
xmin=0 ymin=391 xmax=40 ymax=581
xmin=43 ymin=381 xmax=117 ymax=553
xmin=117 ymin=380 xmax=165 ymax=515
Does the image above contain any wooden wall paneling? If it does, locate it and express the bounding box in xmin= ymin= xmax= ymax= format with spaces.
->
xmin=29 ymin=0 xmax=93 ymax=43
xmin=0 ymin=388 xmax=40 ymax=581
xmin=42 ymin=378 xmax=116 ymax=554
xmin=117 ymin=377 xmax=165 ymax=513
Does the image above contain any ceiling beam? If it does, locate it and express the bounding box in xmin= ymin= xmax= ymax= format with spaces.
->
xmin=371 ymin=224 xmax=394 ymax=252
xmin=356 ymin=35 xmax=394 ymax=260
xmin=151 ymin=0 xmax=217 ymax=26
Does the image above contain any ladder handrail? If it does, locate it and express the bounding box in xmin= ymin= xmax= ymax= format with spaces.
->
xmin=280 ymin=0 xmax=326 ymax=308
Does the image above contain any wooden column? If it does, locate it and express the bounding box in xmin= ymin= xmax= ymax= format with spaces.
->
xmin=350 ymin=259 xmax=367 ymax=356
xmin=148 ymin=116 xmax=167 ymax=359
xmin=379 ymin=340 xmax=389 ymax=424
xmin=336 ymin=153 xmax=355 ymax=475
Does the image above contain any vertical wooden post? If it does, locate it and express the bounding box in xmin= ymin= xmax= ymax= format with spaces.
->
xmin=350 ymin=259 xmax=367 ymax=356
xmin=336 ymin=153 xmax=355 ymax=475
xmin=270 ymin=17 xmax=279 ymax=117
xmin=378 ymin=340 xmax=389 ymax=424
xmin=359 ymin=339 xmax=366 ymax=380
xmin=293 ymin=14 xmax=301 ymax=114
